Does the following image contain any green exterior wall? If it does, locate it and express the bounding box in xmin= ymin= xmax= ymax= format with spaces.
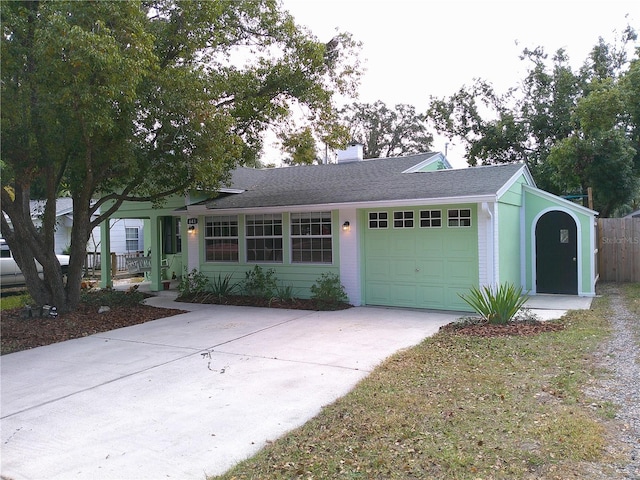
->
xmin=197 ymin=210 xmax=340 ymax=299
xmin=497 ymin=176 xmax=526 ymax=286
xmin=523 ymin=188 xmax=595 ymax=295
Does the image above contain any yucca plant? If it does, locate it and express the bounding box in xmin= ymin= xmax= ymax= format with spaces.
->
xmin=458 ymin=283 xmax=529 ymax=325
xmin=210 ymin=273 xmax=237 ymax=298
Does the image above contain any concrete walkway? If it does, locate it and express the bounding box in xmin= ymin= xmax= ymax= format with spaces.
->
xmin=1 ymin=299 xmax=459 ymax=479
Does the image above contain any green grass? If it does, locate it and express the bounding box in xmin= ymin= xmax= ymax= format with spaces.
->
xmin=213 ymin=289 xmax=635 ymax=480
xmin=0 ymin=293 xmax=33 ymax=311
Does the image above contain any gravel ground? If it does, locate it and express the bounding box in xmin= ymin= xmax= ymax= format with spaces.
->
xmin=587 ymin=283 xmax=640 ymax=479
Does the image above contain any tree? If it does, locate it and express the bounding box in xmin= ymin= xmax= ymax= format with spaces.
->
xmin=340 ymin=100 xmax=433 ymax=158
xmin=428 ymin=29 xmax=639 ymax=215
xmin=1 ymin=0 xmax=361 ymax=312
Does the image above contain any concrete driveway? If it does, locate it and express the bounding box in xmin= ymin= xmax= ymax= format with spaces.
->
xmin=1 ymin=297 xmax=459 ymax=480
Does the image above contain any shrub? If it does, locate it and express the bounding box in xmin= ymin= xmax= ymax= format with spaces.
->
xmin=242 ymin=265 xmax=278 ymax=298
xmin=210 ymin=273 xmax=238 ymax=298
xmin=310 ymin=272 xmax=348 ymax=308
xmin=274 ymin=284 xmax=297 ymax=303
xmin=178 ymin=268 xmax=211 ymax=296
xmin=458 ymin=283 xmax=528 ymax=325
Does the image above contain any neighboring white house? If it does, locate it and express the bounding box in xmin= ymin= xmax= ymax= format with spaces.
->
xmin=28 ymin=198 xmax=144 ymax=255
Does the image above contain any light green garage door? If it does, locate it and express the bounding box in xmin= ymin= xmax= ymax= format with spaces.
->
xmin=363 ymin=205 xmax=479 ymax=311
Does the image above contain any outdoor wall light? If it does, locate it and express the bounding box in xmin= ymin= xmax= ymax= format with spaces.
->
xmin=342 ymin=221 xmax=350 ymax=232
xmin=188 ymin=225 xmax=196 ymax=233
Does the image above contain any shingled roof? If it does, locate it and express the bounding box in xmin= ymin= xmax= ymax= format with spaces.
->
xmin=205 ymin=153 xmax=528 ymax=210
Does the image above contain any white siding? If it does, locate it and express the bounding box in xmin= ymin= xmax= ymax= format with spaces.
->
xmin=339 ymin=207 xmax=361 ymax=305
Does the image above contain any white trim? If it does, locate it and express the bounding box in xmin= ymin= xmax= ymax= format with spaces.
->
xmin=523 ymin=185 xmax=598 ymax=216
xmin=530 ymin=207 xmax=582 ymax=295
xmin=191 ymin=195 xmax=497 ymax=216
xmin=401 ymin=152 xmax=452 ymax=173
xmin=496 ymin=164 xmax=536 ymax=200
xmin=479 ymin=202 xmax=495 ymax=287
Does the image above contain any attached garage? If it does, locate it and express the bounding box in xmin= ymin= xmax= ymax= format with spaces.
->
xmin=362 ymin=204 xmax=478 ymax=311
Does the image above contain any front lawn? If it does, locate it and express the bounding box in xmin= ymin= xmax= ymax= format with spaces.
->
xmin=213 ymin=287 xmax=634 ymax=479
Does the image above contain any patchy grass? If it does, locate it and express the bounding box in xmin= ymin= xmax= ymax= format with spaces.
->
xmin=214 ymin=295 xmax=627 ymax=480
xmin=622 ymin=283 xmax=640 ymax=317
xmin=0 ymin=292 xmax=33 ymax=311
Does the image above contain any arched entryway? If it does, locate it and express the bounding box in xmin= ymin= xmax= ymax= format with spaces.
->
xmin=535 ymin=210 xmax=578 ymax=294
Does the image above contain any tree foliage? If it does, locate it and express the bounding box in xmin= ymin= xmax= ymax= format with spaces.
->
xmin=0 ymin=0 xmax=361 ymax=312
xmin=428 ymin=28 xmax=639 ymax=216
xmin=340 ymin=100 xmax=433 ymax=159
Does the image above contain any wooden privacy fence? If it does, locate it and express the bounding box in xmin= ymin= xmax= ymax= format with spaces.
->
xmin=598 ymin=218 xmax=640 ymax=282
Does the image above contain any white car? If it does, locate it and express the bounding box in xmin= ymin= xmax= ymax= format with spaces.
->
xmin=0 ymin=240 xmax=70 ymax=287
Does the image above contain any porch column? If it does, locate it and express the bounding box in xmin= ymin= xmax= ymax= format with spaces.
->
xmin=100 ymin=218 xmax=112 ymax=289
xmin=148 ymin=216 xmax=163 ymax=291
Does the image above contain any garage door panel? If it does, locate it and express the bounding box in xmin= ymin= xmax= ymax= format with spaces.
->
xmin=390 ymin=284 xmax=417 ymax=306
xmin=367 ymin=235 xmax=391 ymax=255
xmin=392 ymin=259 xmax=418 ymax=280
xmin=446 ymin=234 xmax=476 ymax=257
xmin=366 ymin=258 xmax=391 ymax=280
xmin=391 ymin=236 xmax=416 ymax=256
xmin=416 ymin=285 xmax=446 ymax=309
xmin=445 ymin=286 xmax=471 ymax=310
xmin=416 ymin=234 xmax=444 ymax=257
xmin=447 ymin=259 xmax=476 ymax=282
xmin=417 ymin=259 xmax=444 ymax=282
xmin=366 ymin=282 xmax=391 ymax=304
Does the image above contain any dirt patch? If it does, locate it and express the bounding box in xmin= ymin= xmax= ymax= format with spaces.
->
xmin=176 ymin=293 xmax=351 ymax=311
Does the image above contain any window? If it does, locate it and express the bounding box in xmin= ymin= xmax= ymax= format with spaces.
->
xmin=205 ymin=215 xmax=238 ymax=262
xmin=291 ymin=212 xmax=332 ymax=263
xmin=448 ymin=209 xmax=472 ymax=227
xmin=368 ymin=212 xmax=388 ymax=229
xmin=393 ymin=210 xmax=414 ymax=228
xmin=420 ymin=210 xmax=442 ymax=228
xmin=125 ymin=227 xmax=139 ymax=252
xmin=246 ymin=214 xmax=283 ymax=262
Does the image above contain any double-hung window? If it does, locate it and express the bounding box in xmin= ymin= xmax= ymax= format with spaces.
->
xmin=205 ymin=215 xmax=238 ymax=262
xmin=291 ymin=212 xmax=332 ymax=263
xmin=125 ymin=227 xmax=139 ymax=252
xmin=246 ymin=214 xmax=283 ymax=262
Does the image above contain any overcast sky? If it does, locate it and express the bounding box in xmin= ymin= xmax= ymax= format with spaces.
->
xmin=269 ymin=0 xmax=638 ymax=167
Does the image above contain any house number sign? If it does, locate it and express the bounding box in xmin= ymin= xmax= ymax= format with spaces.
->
xmin=187 ymin=218 xmax=198 ymax=225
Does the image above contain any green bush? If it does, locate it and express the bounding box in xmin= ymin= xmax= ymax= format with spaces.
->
xmin=274 ymin=284 xmax=297 ymax=303
xmin=242 ymin=265 xmax=278 ymax=298
xmin=210 ymin=273 xmax=238 ymax=298
xmin=178 ymin=268 xmax=212 ymax=296
xmin=310 ymin=272 xmax=348 ymax=307
xmin=458 ymin=283 xmax=528 ymax=325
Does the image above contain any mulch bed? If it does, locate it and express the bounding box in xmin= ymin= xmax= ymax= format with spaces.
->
xmin=1 ymin=302 xmax=187 ymax=355
xmin=175 ymin=293 xmax=352 ymax=311
xmin=439 ymin=319 xmax=565 ymax=337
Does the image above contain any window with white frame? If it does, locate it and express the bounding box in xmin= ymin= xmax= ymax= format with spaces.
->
xmin=419 ymin=209 xmax=442 ymax=228
xmin=291 ymin=212 xmax=332 ymax=263
xmin=125 ymin=227 xmax=139 ymax=252
xmin=393 ymin=210 xmax=414 ymax=228
xmin=447 ymin=208 xmax=472 ymax=227
xmin=368 ymin=211 xmax=388 ymax=229
xmin=246 ymin=213 xmax=283 ymax=262
xmin=205 ymin=215 xmax=238 ymax=262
